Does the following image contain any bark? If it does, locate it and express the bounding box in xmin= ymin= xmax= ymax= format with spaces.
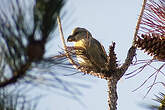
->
xmin=107 ymin=76 xmax=118 ymax=110
xmin=107 ymin=46 xmax=136 ymax=110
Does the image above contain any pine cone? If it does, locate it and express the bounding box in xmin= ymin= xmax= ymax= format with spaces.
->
xmin=135 ymin=33 xmax=165 ymax=61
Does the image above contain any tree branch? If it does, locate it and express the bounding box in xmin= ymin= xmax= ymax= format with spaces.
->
xmin=57 ymin=16 xmax=79 ymax=68
xmin=133 ymin=0 xmax=147 ymax=45
xmin=107 ymin=77 xmax=118 ymax=110
xmin=117 ymin=46 xmax=136 ymax=79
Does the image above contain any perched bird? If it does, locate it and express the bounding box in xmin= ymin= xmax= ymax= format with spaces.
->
xmin=67 ymin=27 xmax=108 ymax=71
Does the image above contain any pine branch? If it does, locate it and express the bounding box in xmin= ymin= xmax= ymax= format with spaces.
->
xmin=133 ymin=0 xmax=147 ymax=45
xmin=0 ymin=87 xmax=38 ymax=110
xmin=0 ymin=0 xmax=65 ymax=87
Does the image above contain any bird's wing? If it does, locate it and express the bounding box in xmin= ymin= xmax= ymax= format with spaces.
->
xmin=86 ymin=38 xmax=107 ymax=69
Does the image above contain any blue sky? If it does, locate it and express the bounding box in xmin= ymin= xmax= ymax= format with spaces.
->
xmin=41 ymin=0 xmax=165 ymax=110
xmin=1 ymin=0 xmax=164 ymax=110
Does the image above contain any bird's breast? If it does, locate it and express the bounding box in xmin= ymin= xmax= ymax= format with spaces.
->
xmin=74 ymin=39 xmax=93 ymax=67
xmin=74 ymin=39 xmax=87 ymax=48
xmin=76 ymin=55 xmax=93 ymax=67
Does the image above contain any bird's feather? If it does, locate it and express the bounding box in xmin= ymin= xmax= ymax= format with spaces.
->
xmin=87 ymin=38 xmax=107 ymax=69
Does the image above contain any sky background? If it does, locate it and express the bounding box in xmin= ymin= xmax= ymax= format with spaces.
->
xmin=39 ymin=0 xmax=165 ymax=110
xmin=1 ymin=0 xmax=164 ymax=110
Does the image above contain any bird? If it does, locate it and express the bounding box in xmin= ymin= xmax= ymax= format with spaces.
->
xmin=67 ymin=27 xmax=108 ymax=71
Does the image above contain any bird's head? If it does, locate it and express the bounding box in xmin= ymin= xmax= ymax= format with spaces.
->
xmin=67 ymin=27 xmax=92 ymax=42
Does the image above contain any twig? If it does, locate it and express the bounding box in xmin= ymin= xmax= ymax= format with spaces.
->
xmin=57 ymin=16 xmax=79 ymax=68
xmin=57 ymin=16 xmax=67 ymax=50
xmin=132 ymin=71 xmax=156 ymax=92
xmin=148 ymin=82 xmax=165 ymax=88
xmin=118 ymin=46 xmax=136 ymax=79
xmin=132 ymin=63 xmax=165 ymax=95
xmin=144 ymin=63 xmax=165 ymax=98
xmin=133 ymin=0 xmax=147 ymax=45
xmin=0 ymin=62 xmax=31 ymax=87
xmin=125 ymin=60 xmax=152 ymax=78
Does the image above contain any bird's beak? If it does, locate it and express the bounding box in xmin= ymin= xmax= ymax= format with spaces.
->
xmin=67 ymin=35 xmax=74 ymax=42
